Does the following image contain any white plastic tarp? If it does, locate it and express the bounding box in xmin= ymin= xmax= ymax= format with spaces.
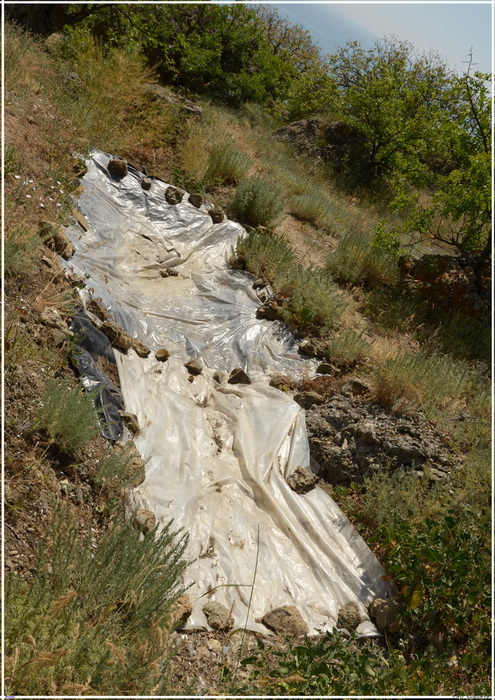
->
xmin=64 ymin=151 xmax=393 ymax=636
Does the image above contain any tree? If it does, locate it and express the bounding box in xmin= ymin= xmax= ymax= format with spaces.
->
xmin=382 ymin=61 xmax=491 ymax=262
xmin=327 ymin=37 xmax=453 ymax=187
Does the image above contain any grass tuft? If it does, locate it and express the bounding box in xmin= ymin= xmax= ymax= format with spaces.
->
xmin=36 ymin=378 xmax=100 ymax=453
xmin=230 ymin=175 xmax=284 ymax=228
xmin=327 ymin=231 xmax=399 ymax=287
xmin=5 ymin=506 xmax=188 ymax=695
xmin=204 ymin=140 xmax=251 ymax=185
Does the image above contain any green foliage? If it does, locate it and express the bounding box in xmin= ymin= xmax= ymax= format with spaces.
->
xmin=5 ymin=506 xmax=189 ymax=695
xmin=204 ymin=140 xmax=251 ymax=185
xmin=325 ymin=329 xmax=371 ymax=368
xmin=233 ymin=231 xmax=342 ymax=335
xmin=54 ymin=29 xmax=177 ymax=154
xmin=93 ymin=444 xmax=145 ymax=490
xmin=328 ymin=37 xmax=453 ymax=188
xmin=357 ymin=469 xmax=490 ymax=679
xmin=36 ymin=378 xmax=100 ymax=453
xmin=374 ymin=349 xmax=484 ymax=418
xmin=230 ymin=176 xmax=284 ymax=228
xmin=49 ymin=4 xmax=327 ymax=109
xmin=326 ymin=231 xmax=399 ymax=287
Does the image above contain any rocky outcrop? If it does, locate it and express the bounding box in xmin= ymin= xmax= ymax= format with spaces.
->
xmin=306 ymin=394 xmax=457 ymax=484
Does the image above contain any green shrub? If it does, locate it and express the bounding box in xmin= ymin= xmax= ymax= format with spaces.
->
xmin=326 ymin=329 xmax=371 ymax=368
xmin=230 ymin=175 xmax=284 ymax=227
xmin=288 ymin=192 xmax=328 ymax=226
xmin=36 ymin=378 xmax=100 ymax=453
xmin=5 ymin=506 xmax=188 ymax=695
xmin=233 ymin=230 xmax=342 ymax=334
xmin=93 ymin=443 xmax=145 ymax=490
xmin=204 ymin=140 xmax=251 ymax=185
xmin=233 ymin=228 xmax=295 ymax=278
xmin=327 ymin=231 xmax=398 ymax=287
xmin=374 ymin=350 xmax=479 ymax=418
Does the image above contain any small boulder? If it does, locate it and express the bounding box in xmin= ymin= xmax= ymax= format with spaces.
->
xmin=155 ymin=348 xmax=170 ymax=362
xmin=188 ymin=193 xmax=204 ymax=208
xmin=131 ymin=338 xmax=151 ymax=358
xmin=168 ymin=594 xmax=193 ymax=630
xmin=99 ymin=321 xmax=133 ymax=352
xmin=369 ymin=598 xmax=399 ymax=632
xmin=202 ymin=601 xmax=234 ymax=631
xmin=256 ymin=302 xmax=280 ymax=321
xmin=133 ymin=508 xmax=156 ymax=534
xmin=337 ymin=601 xmax=361 ymax=632
xmin=39 ymin=307 xmax=69 ymax=334
xmin=165 ymin=186 xmax=184 ymax=205
xmin=39 ymin=221 xmax=75 ymax=259
xmin=261 ymin=605 xmax=309 ymax=636
xmin=108 ymin=158 xmax=128 ymax=177
xmin=141 ymin=177 xmax=152 ymax=191
xmin=294 ymin=391 xmax=324 ymax=409
xmin=286 ymin=467 xmax=318 ymax=494
xmin=316 ymin=362 xmax=336 ymax=375
xmin=269 ymin=373 xmax=297 ymax=392
xmin=228 ymin=368 xmax=251 ymax=385
xmin=341 ymin=377 xmax=372 ymax=397
xmin=118 ymin=411 xmax=139 ymax=435
xmin=208 ymin=207 xmax=224 ymax=224
xmin=185 ymin=358 xmax=202 ymax=375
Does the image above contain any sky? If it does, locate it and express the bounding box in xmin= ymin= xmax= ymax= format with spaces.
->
xmin=273 ymin=2 xmax=493 ymax=75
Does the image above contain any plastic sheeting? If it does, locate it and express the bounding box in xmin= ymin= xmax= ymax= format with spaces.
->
xmin=63 ymin=151 xmax=393 ymax=636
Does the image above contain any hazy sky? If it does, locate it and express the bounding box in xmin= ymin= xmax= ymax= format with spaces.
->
xmin=274 ymin=3 xmax=492 ymax=74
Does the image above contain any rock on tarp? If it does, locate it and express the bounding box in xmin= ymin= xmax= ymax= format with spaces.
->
xmin=62 ymin=151 xmax=394 ymax=635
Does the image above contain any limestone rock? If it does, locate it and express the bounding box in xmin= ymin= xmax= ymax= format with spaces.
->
xmin=341 ymin=377 xmax=372 ymax=397
xmin=39 ymin=307 xmax=69 ymax=334
xmin=369 ymin=598 xmax=399 ymax=632
xmin=261 ymin=605 xmax=309 ymax=636
xmin=165 ymin=186 xmax=184 ymax=205
xmin=203 ymin=601 xmax=234 ymax=631
xmin=294 ymin=391 xmax=323 ymax=409
xmin=256 ymin=301 xmax=280 ymax=321
xmin=155 ymin=348 xmax=170 ymax=362
xmin=286 ymin=467 xmax=318 ymax=494
xmin=99 ymin=321 xmax=132 ymax=352
xmin=108 ymin=158 xmax=128 ymax=177
xmin=227 ymin=367 xmax=251 ymax=385
xmin=185 ymin=358 xmax=202 ymax=376
xmin=39 ymin=221 xmax=75 ymax=259
xmin=208 ymin=207 xmax=224 ymax=224
xmin=141 ymin=177 xmax=152 ymax=191
xmin=317 ymin=362 xmax=335 ymax=375
xmin=131 ymin=337 xmax=151 ymax=358
xmin=337 ymin=601 xmax=361 ymax=632
xmin=269 ymin=373 xmax=297 ymax=392
xmin=133 ymin=508 xmax=156 ymax=534
xmin=118 ymin=411 xmax=139 ymax=435
xmin=168 ymin=594 xmax=193 ymax=629
xmin=305 ymin=394 xmax=458 ymax=485
xmin=188 ymin=193 xmax=204 ymax=208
